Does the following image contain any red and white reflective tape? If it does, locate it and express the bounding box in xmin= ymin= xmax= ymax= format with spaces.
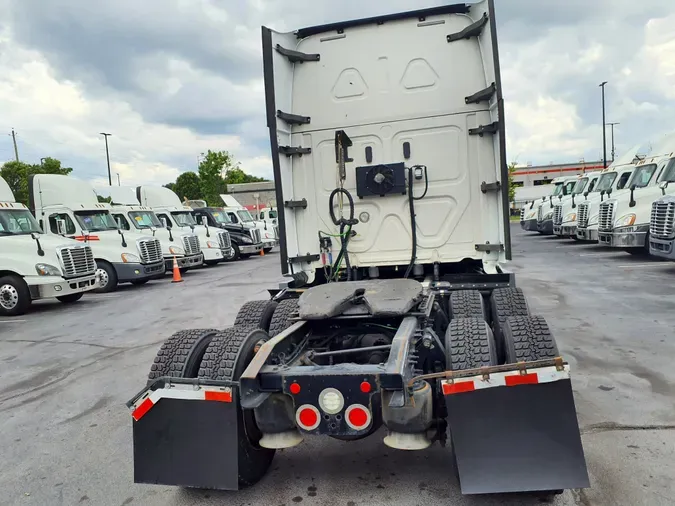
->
xmin=130 ymin=385 xmax=232 ymax=421
xmin=441 ymin=364 xmax=570 ymax=396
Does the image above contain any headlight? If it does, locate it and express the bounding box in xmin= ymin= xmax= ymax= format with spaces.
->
xmin=240 ymin=235 xmax=253 ymax=244
xmin=206 ymin=241 xmax=219 ymax=248
xmin=564 ymin=213 xmax=577 ymax=222
xmin=169 ymin=246 xmax=185 ymax=255
xmin=616 ymin=214 xmax=636 ymax=227
xmin=121 ymin=253 xmax=140 ymax=263
xmin=589 ymin=214 xmax=599 ymax=225
xmin=543 ymin=211 xmax=553 ymax=220
xmin=35 ymin=263 xmax=61 ymax=276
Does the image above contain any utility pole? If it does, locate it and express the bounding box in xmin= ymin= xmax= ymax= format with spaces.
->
xmin=100 ymin=133 xmax=112 ymax=186
xmin=599 ymin=82 xmax=608 ymax=169
xmin=11 ymin=129 xmax=19 ymax=162
xmin=607 ymin=122 xmax=620 ymax=162
xmin=116 ymin=172 xmax=120 ymax=186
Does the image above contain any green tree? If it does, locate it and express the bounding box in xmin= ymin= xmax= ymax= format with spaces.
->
xmin=508 ymin=162 xmax=517 ymax=202
xmin=0 ymin=158 xmax=73 ymax=205
xmin=223 ymin=167 xmax=267 ymax=185
xmin=164 ymin=182 xmax=176 ymax=192
xmin=198 ymin=150 xmax=231 ymax=206
xmin=173 ymin=171 xmax=202 ymax=202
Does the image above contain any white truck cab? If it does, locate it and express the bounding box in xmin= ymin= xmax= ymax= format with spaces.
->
xmin=553 ymin=172 xmax=602 ymax=238
xmin=137 ymin=186 xmax=232 ymax=265
xmin=533 ymin=176 xmax=578 ymax=235
xmin=30 ymin=175 xmax=165 ymax=292
xmin=0 ymin=176 xmax=98 ymax=316
xmin=107 ymin=186 xmax=204 ymax=272
xmin=649 ymin=158 xmax=675 ymax=259
xmin=520 ymin=177 xmax=568 ymax=232
xmin=257 ymin=206 xmax=280 ymax=242
xmin=597 ymin=152 xmax=673 ymax=252
xmin=220 ymin=194 xmax=275 ymax=253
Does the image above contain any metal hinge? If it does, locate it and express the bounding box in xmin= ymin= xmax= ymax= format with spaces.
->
xmin=279 ymin=146 xmax=312 ymax=157
xmin=284 ymin=199 xmax=308 ymax=209
xmin=465 ymin=82 xmax=496 ymax=104
xmin=277 ymin=110 xmax=311 ymax=125
xmin=447 ymin=13 xmax=488 ymax=43
xmin=469 ymin=122 xmax=499 ymax=137
xmin=481 ymin=181 xmax=501 ymax=193
xmin=289 ymin=254 xmax=320 ymax=263
xmin=275 ymin=44 xmax=320 ymax=63
xmin=475 ymin=243 xmax=504 ymax=253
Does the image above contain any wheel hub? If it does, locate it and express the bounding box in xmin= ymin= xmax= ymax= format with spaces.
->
xmin=0 ymin=284 xmax=19 ymax=310
xmin=97 ymin=268 xmax=109 ymax=288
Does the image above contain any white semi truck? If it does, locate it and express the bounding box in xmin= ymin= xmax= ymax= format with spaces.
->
xmin=649 ymin=157 xmax=675 ymax=259
xmin=137 ymin=186 xmax=232 ymax=265
xmin=129 ymin=1 xmax=588 ymax=498
xmin=0 ymin=176 xmax=98 ymax=316
xmin=519 ymin=176 xmax=570 ymax=232
xmin=30 ymin=174 xmax=164 ymax=292
xmin=220 ymin=194 xmax=276 ymax=253
xmin=552 ymin=172 xmax=602 ymax=238
xmin=106 ymin=186 xmax=204 ymax=273
xmin=533 ymin=176 xmax=578 ymax=235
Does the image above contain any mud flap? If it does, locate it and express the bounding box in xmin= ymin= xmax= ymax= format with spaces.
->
xmin=444 ymin=373 xmax=589 ymax=494
xmin=130 ymin=380 xmax=241 ymax=490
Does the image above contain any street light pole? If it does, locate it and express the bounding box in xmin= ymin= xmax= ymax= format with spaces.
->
xmin=100 ymin=132 xmax=112 ymax=186
xmin=599 ymin=82 xmax=608 ymax=169
xmin=607 ymin=122 xmax=620 ymax=162
xmin=116 ymin=172 xmax=121 ymax=186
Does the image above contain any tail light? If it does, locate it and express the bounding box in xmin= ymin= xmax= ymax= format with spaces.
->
xmin=295 ymin=405 xmax=320 ymax=431
xmin=345 ymin=404 xmax=371 ymax=430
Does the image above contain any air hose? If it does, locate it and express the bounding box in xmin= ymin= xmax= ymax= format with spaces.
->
xmin=404 ymin=165 xmax=429 ymax=279
xmin=329 ymin=187 xmax=358 ymax=281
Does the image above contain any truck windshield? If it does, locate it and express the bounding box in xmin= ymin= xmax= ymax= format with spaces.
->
xmin=551 ymin=184 xmax=564 ymax=196
xmin=128 ymin=211 xmax=162 ymax=229
xmin=572 ymin=179 xmax=588 ymax=195
xmin=171 ymin=211 xmax=196 ymax=226
xmin=595 ymin=172 xmax=617 ymax=192
xmin=628 ymin=164 xmax=657 ymax=188
xmin=237 ymin=210 xmax=254 ymax=222
xmin=0 ymin=209 xmax=42 ymax=235
xmin=211 ymin=209 xmax=232 ymax=224
xmin=268 ymin=210 xmax=277 ymax=219
xmin=661 ymin=158 xmax=675 ymax=182
xmin=74 ymin=211 xmax=118 ymax=231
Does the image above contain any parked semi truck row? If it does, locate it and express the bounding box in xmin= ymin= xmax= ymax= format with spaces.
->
xmin=220 ymin=194 xmax=277 ymax=253
xmin=0 ymin=176 xmax=99 ymax=316
xmin=519 ymin=176 xmax=573 ymax=232
xmin=129 ymin=1 xmax=589 ymax=498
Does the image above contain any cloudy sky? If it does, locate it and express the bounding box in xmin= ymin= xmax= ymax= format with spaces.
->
xmin=1 ymin=0 xmax=673 ymax=187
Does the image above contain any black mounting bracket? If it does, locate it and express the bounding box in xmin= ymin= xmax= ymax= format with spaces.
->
xmin=279 ymin=146 xmax=312 ymax=157
xmin=335 ymin=130 xmax=354 ymax=181
xmin=277 ymin=110 xmax=311 ymax=125
xmin=447 ymin=13 xmax=488 ymax=43
xmin=469 ymin=122 xmax=499 ymax=137
xmin=480 ymin=181 xmax=501 ymax=193
xmin=465 ymin=82 xmax=496 ymax=104
xmin=275 ymin=44 xmax=320 ymax=63
xmin=284 ymin=199 xmax=308 ymax=209
xmin=290 ymin=254 xmax=320 ymax=263
xmin=475 ymin=243 xmax=504 ymax=253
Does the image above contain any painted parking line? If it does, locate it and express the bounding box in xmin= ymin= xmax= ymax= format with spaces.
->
xmin=617 ymin=263 xmax=673 ymax=269
xmin=0 ymin=320 xmax=26 ymax=324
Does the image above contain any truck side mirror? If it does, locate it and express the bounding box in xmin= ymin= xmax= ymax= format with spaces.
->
xmin=56 ymin=219 xmax=67 ymax=235
xmin=201 ymin=215 xmax=208 ymax=226
xmin=583 ymin=191 xmax=589 ymax=198
xmin=115 ymin=217 xmax=123 ymax=229
xmin=659 ymin=181 xmax=669 ymax=195
xmin=607 ymin=188 xmax=613 ymax=196
xmin=160 ymin=217 xmax=169 ymax=228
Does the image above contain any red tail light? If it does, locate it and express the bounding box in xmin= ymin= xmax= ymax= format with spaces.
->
xmin=345 ymin=404 xmax=371 ymax=430
xmin=295 ymin=405 xmax=320 ymax=431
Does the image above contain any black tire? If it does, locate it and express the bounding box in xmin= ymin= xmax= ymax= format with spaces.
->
xmin=490 ymin=287 xmax=530 ymax=362
xmin=0 ymin=274 xmax=32 ymax=317
xmin=268 ymin=298 xmax=299 ymax=337
xmin=179 ymin=267 xmax=190 ymax=274
xmin=198 ymin=327 xmax=275 ymax=488
xmin=241 ymin=254 xmax=252 ymax=259
xmin=449 ymin=290 xmax=485 ymax=320
xmin=131 ymin=279 xmax=149 ymax=285
xmin=263 ymin=248 xmax=273 ymax=254
xmin=204 ymin=260 xmax=220 ymax=266
xmin=502 ymin=315 xmax=559 ymax=364
xmin=56 ymin=293 xmax=84 ymax=303
xmin=445 ymin=318 xmax=498 ymax=370
xmin=234 ymin=300 xmax=278 ymax=331
xmin=228 ymin=243 xmax=241 ymax=261
xmin=94 ymin=260 xmax=118 ymax=293
xmin=147 ymin=328 xmax=219 ymax=385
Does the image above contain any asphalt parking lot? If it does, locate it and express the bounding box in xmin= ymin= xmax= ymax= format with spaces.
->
xmin=1 ymin=228 xmax=675 ymax=506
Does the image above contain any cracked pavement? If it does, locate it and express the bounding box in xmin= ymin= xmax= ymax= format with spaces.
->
xmin=1 ymin=228 xmax=674 ymax=506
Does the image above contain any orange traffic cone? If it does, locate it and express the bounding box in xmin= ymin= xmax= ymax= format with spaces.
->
xmin=260 ymin=248 xmax=265 ymax=257
xmin=171 ymin=256 xmax=183 ymax=283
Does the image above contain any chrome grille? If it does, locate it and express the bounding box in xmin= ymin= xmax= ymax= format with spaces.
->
xmin=578 ymin=202 xmax=589 ymax=228
xmin=553 ymin=204 xmax=563 ymax=226
xmin=598 ymin=201 xmax=615 ymax=231
xmin=218 ymin=230 xmax=231 ymax=250
xmin=138 ymin=238 xmax=162 ymax=264
xmin=59 ymin=245 xmax=96 ymax=278
xmin=650 ymin=200 xmax=675 ymax=239
xmin=537 ymin=205 xmax=543 ymax=222
xmin=182 ymin=235 xmax=200 ymax=255
xmin=250 ymin=228 xmax=261 ymax=243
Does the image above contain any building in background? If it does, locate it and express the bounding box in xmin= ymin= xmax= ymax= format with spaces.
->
xmin=511 ymin=160 xmax=603 ymax=188
xmin=226 ymin=181 xmax=276 ymax=215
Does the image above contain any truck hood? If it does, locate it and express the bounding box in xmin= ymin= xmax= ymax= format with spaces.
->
xmin=605 ymin=185 xmax=674 ymax=227
xmin=1 ymin=234 xmax=71 ymax=266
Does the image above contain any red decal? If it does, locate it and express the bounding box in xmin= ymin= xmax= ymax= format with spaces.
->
xmin=205 ymin=390 xmax=232 ymax=402
xmin=442 ymin=381 xmax=475 ymax=395
xmin=132 ymin=398 xmax=154 ymax=421
xmin=505 ymin=373 xmax=539 ymax=386
xmin=73 ymin=235 xmax=100 ymax=241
